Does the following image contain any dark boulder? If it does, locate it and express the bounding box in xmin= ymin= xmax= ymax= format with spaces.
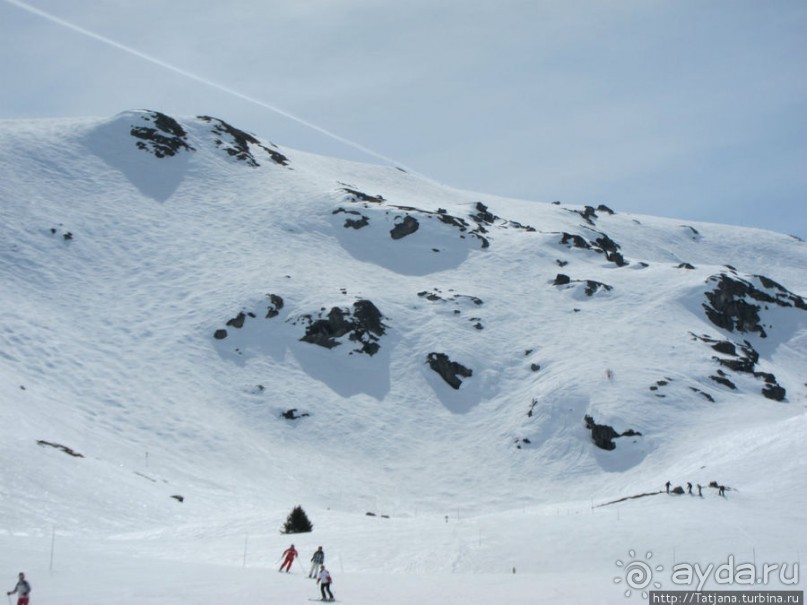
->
xmin=471 ymin=202 xmax=499 ymax=225
xmin=281 ymin=409 xmax=310 ymax=420
xmin=584 ymin=415 xmax=641 ymax=451
xmin=390 ymin=215 xmax=420 ymax=240
xmin=265 ymin=294 xmax=284 ymax=318
xmin=584 ymin=415 xmax=619 ymax=450
xmin=426 ymin=352 xmax=473 ymax=389
xmin=583 ymin=280 xmax=613 ymax=296
xmin=761 ymin=383 xmax=786 ymax=401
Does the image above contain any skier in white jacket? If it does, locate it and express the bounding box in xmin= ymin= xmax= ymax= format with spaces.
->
xmin=317 ymin=565 xmax=334 ymax=601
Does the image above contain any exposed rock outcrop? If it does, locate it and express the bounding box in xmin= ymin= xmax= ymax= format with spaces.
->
xmin=426 ymin=353 xmax=473 ymax=389
xmin=703 ymin=272 xmax=807 ymax=337
xmin=299 ymin=300 xmax=386 ymax=356
xmin=552 ymin=274 xmax=613 ymax=296
xmin=583 ymin=415 xmax=642 ymax=451
xmin=691 ymin=332 xmax=787 ymax=401
xmin=198 ymin=115 xmax=289 ymax=167
xmin=213 ymin=294 xmax=285 ymax=340
xmin=559 ymin=230 xmax=628 ymax=266
xmin=130 ymin=111 xmax=195 ymax=158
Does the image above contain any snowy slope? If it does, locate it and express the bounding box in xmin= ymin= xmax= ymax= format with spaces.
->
xmin=0 ymin=110 xmax=804 ymax=603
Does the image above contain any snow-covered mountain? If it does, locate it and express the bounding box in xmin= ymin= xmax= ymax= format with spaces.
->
xmin=1 ymin=110 xmax=805 ymax=604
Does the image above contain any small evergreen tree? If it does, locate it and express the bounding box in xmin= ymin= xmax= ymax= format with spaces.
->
xmin=282 ymin=505 xmax=313 ymax=534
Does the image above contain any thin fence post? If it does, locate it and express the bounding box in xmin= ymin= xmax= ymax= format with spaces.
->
xmin=243 ymin=535 xmax=248 ymax=568
xmin=49 ymin=527 xmax=55 ymax=572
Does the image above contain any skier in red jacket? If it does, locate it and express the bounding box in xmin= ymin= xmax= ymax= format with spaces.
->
xmin=279 ymin=544 xmax=298 ymax=572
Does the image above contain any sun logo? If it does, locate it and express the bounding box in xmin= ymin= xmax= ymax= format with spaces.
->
xmin=614 ymin=549 xmax=664 ymax=599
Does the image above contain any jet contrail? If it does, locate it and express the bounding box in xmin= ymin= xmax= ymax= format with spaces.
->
xmin=4 ymin=0 xmax=411 ymax=170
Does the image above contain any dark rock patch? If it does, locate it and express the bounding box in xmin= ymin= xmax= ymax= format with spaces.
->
xmin=703 ymin=273 xmax=807 ymax=337
xmin=214 ymin=294 xmax=284 ymax=339
xmin=691 ymin=332 xmax=786 ymax=400
xmin=265 ymin=294 xmax=284 ymax=318
xmin=417 ymin=289 xmax=483 ymax=306
xmin=226 ymin=311 xmax=255 ymax=329
xmin=677 ymin=263 xmax=696 ymax=270
xmin=198 ymin=115 xmax=289 ymax=167
xmin=559 ymin=230 xmax=627 ymax=266
xmin=471 ymin=202 xmax=498 ymax=225
xmin=130 ymin=111 xmax=194 ymax=158
xmin=340 ymin=187 xmax=386 ymax=203
xmin=552 ymin=274 xmax=612 ymax=296
xmin=655 ymin=379 xmax=671 ymax=388
xmin=711 ymin=341 xmax=737 ymax=356
xmin=584 ymin=280 xmax=613 ymax=296
xmin=298 ymin=299 xmax=385 ymax=356
xmin=390 ymin=215 xmax=420 ymax=240
xmin=560 ymin=232 xmax=591 ymax=250
xmin=761 ymin=383 xmax=786 ymax=401
xmin=281 ymin=408 xmax=310 ymax=420
xmin=689 ymin=387 xmax=715 ymax=402
xmin=584 ymin=415 xmax=642 ymax=451
xmin=37 ymin=440 xmax=83 ymax=458
xmin=333 ymin=208 xmax=370 ymax=229
xmin=567 ymin=205 xmax=598 ymax=225
xmin=709 ymin=371 xmax=737 ymax=390
xmin=681 ymin=225 xmax=701 ymax=239
xmin=596 ymin=490 xmax=663 ymax=508
xmin=469 ymin=202 xmax=536 ymax=233
xmin=50 ymin=225 xmax=75 ymax=241
xmin=592 ymin=232 xmax=628 ymax=266
xmin=426 ymin=352 xmax=473 ymax=389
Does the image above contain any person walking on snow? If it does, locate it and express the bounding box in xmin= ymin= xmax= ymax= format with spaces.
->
xmin=317 ymin=564 xmax=334 ymax=601
xmin=279 ymin=544 xmax=298 ymax=573
xmin=7 ymin=573 xmax=31 ymax=605
xmin=309 ymin=546 xmax=325 ymax=578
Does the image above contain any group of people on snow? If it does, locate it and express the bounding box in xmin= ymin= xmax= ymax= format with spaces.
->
xmin=6 ymin=546 xmax=335 ymax=603
xmin=279 ymin=544 xmax=334 ymax=601
xmin=665 ymin=480 xmax=726 ymax=497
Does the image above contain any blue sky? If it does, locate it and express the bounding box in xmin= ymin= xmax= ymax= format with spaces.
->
xmin=2 ymin=0 xmax=805 ymax=238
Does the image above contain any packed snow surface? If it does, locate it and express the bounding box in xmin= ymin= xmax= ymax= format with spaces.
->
xmin=1 ymin=111 xmax=805 ymax=603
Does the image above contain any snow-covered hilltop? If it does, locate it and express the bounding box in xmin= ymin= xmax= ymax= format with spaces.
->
xmin=1 ymin=111 xmax=804 ymax=603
